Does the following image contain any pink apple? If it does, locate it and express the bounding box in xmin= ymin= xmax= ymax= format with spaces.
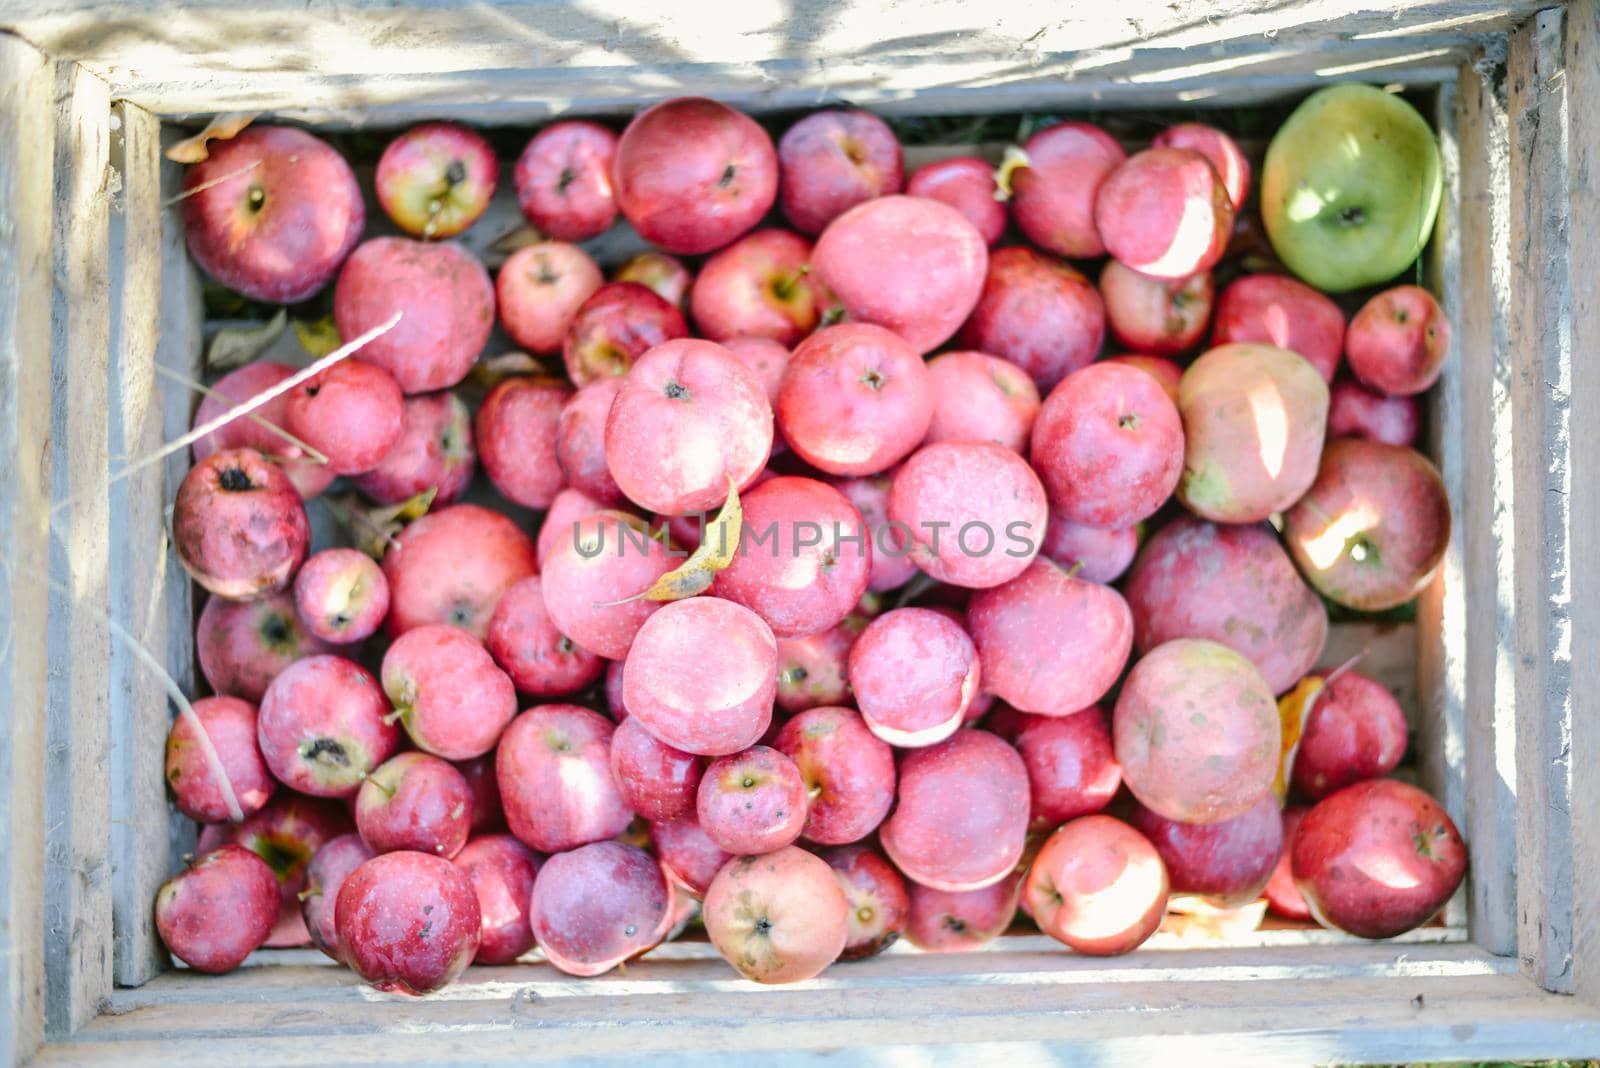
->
xmin=335 ymin=851 xmax=480 ymax=994
xmin=823 ymin=845 xmax=910 ymax=959
xmin=848 ymin=608 xmax=979 ymax=748
xmin=355 ymin=752 xmax=474 ymax=858
xmin=778 ymin=323 xmax=932 ymax=476
xmin=485 ymin=575 xmax=604 ymax=698
xmin=382 ymin=623 xmax=517 ymax=760
xmin=453 ymin=834 xmax=542 ymax=965
xmin=300 ymin=833 xmax=374 ymax=963
xmin=1345 ymin=284 xmax=1451 ymax=396
xmin=697 ymin=745 xmax=809 ymax=855
xmin=190 ymin=361 xmax=334 ymax=500
xmin=1212 ymin=273 xmax=1346 ymax=383
xmin=960 ymin=246 xmax=1106 ymax=390
xmin=833 ymin=473 xmax=919 ymax=592
xmin=352 ymin=390 xmax=476 ymax=506
xmin=1327 ymin=378 xmax=1421 ymax=446
xmin=496 ymin=241 xmax=603 ymax=354
xmin=1025 ymin=815 xmax=1168 ymax=955
xmin=474 ymin=376 xmax=568 ymax=509
xmin=1095 ymin=147 xmax=1234 ymax=279
xmin=906 ymin=156 xmax=1005 ymax=245
xmin=1009 ymin=121 xmax=1126 ymax=259
xmin=1130 ymin=792 xmax=1283 ymax=906
xmin=375 ymin=122 xmax=498 ymax=238
xmin=195 ymin=589 xmax=329 ymax=704
xmin=1152 ymin=122 xmax=1252 ymax=210
xmin=563 ymin=281 xmax=689 ymax=386
xmin=650 ymin=816 xmax=732 ymax=897
xmin=1100 ymin=259 xmax=1213 ymax=356
xmin=497 ymin=704 xmax=633 ymax=853
xmin=774 ymin=622 xmax=857 ymax=713
xmin=774 ymin=705 xmax=896 ymax=845
xmin=923 ymin=350 xmax=1040 ymax=453
xmin=293 ymin=547 xmax=389 ymax=644
xmin=513 ymin=120 xmax=619 ymax=241
xmin=165 ymin=695 xmax=276 ymax=823
xmin=1013 ymin=707 xmax=1121 ymax=826
xmin=258 ymin=654 xmax=400 ymax=797
xmin=382 ymin=504 xmax=536 ymax=639
xmin=778 ymin=109 xmax=904 ymax=235
xmin=1038 ymin=513 xmax=1138 ymax=584
xmin=155 ymin=846 xmax=279 ymax=973
xmin=689 ymin=229 xmax=832 ymax=346
xmin=530 ymin=841 xmax=673 ymax=976
xmin=905 ymin=875 xmax=1020 ymax=952
xmin=540 ymin=512 xmax=673 ymax=659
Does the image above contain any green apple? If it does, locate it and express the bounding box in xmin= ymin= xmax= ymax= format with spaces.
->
xmin=1261 ymin=84 xmax=1442 ymax=293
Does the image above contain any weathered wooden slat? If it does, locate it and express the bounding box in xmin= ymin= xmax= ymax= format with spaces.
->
xmin=106 ymin=100 xmax=180 ymax=989
xmin=0 ymin=31 xmax=58 ymax=1068
xmin=43 ymin=61 xmax=115 ymax=1034
xmin=1559 ymin=0 xmax=1600 ymax=1009
xmin=1506 ymin=7 xmax=1576 ymax=994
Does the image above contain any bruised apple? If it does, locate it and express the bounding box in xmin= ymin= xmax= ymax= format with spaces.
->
xmin=531 ymin=841 xmax=671 ymax=975
xmin=173 ymin=449 xmax=308 ymax=600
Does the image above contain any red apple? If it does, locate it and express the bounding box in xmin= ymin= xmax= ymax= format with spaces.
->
xmin=165 ymin=695 xmax=277 ymax=823
xmin=624 ymin=597 xmax=777 ymax=756
xmin=1292 ymin=779 xmax=1466 ymax=939
xmin=1103 ymin=353 xmax=1183 ymax=404
xmin=774 ymin=622 xmax=857 ymax=713
xmin=879 ymin=730 xmax=1029 ymax=892
xmin=650 ymin=816 xmax=732 ymax=897
xmin=1031 ymin=361 xmax=1184 ymax=530
xmin=778 ymin=323 xmax=933 ymax=476
xmin=453 ymin=834 xmax=542 ymax=965
xmin=1264 ymin=805 xmax=1313 ymax=921
xmin=513 ymin=119 xmax=619 ymax=242
xmin=222 ymin=793 xmax=353 ymax=947
xmin=300 ymin=833 xmax=374 ymax=963
xmin=721 ymin=336 xmax=792 ymax=407
xmin=1212 ymin=274 xmax=1346 ymax=383
xmin=180 ymin=126 xmax=363 ymax=303
xmin=552 ymin=378 xmax=626 ymax=506
xmin=497 ymin=704 xmax=633 ymax=853
xmin=356 ymin=752 xmax=474 ymax=858
xmin=155 ymin=845 xmax=279 ymax=973
xmin=774 ymin=705 xmax=896 ymax=845
xmin=905 ymin=875 xmax=1020 ymax=952
xmin=1328 ymin=379 xmax=1421 ymax=446
xmin=376 ymin=122 xmax=498 ymax=239
xmin=1129 ymin=792 xmax=1283 ymax=907
xmin=531 ymin=840 xmax=671 ymax=976
xmin=283 ymin=358 xmax=404 ymax=476
xmin=485 ymin=575 xmax=604 ymax=698
xmin=382 ymin=503 xmax=537 ymax=639
xmin=697 ymin=745 xmax=809 ymax=855
xmin=1100 ymin=259 xmax=1213 ymax=356
xmin=1123 ymin=513 xmax=1328 ymax=695
xmin=352 ymin=390 xmax=476 ymax=506
xmin=822 ymin=845 xmax=910 ymax=960
xmin=1025 ymin=815 xmax=1168 ymax=955
xmin=712 ymin=476 xmax=871 ymax=637
xmin=703 ymin=847 xmax=849 ymax=984
xmin=1038 ymin=513 xmax=1138 ymax=584
xmin=1013 ymin=707 xmax=1121 ymax=827
xmin=563 ymin=281 xmax=689 ymax=387
xmin=293 ymin=547 xmax=389 ymax=644
xmin=1095 ymin=147 xmax=1235 ymax=279
xmin=614 ymin=251 xmax=692 ymax=311
xmin=336 ymin=851 xmax=480 ymax=994
xmin=614 ymin=97 xmax=778 ymax=254
xmin=605 ymin=338 xmax=773 ymax=515
xmin=1008 ymin=121 xmax=1127 ymax=259
xmin=258 ymin=654 xmax=399 ymax=797
xmin=474 ymin=376 xmax=568 ymax=510
xmin=1152 ymin=123 xmax=1252 ymax=210
xmin=496 ymin=240 xmax=603 ymax=354
xmin=923 ymin=350 xmax=1040 ymax=453
xmin=960 ymin=246 xmax=1105 ymax=390
xmin=1346 ymin=284 xmax=1451 ymax=396
xmin=1283 ymin=438 xmax=1451 ymax=611
xmin=888 ymin=441 xmax=1047 ymax=589
xmin=610 ymin=715 xmax=705 ymax=822
xmin=1113 ymin=639 xmax=1279 ymax=824
xmin=778 ymin=109 xmax=904 ymax=235
xmin=967 ymin=559 xmax=1133 ymax=715
xmin=690 ymin=229 xmax=832 ymax=346
xmin=848 ymin=608 xmax=979 ymax=748
xmin=381 ymin=624 xmax=517 ymax=760
xmin=906 ymin=156 xmax=1005 ymax=245
xmin=541 ymin=511 xmax=673 ymax=659
xmin=535 ymin=486 xmax=611 ymax=569
xmin=173 ymin=448 xmax=309 ymax=600
xmin=813 ymin=195 xmax=988 ymax=353
xmin=833 ymin=473 xmax=919 ymax=592
xmin=1291 ymin=670 xmax=1410 ymax=800
xmin=456 ymin=755 xmax=506 ymax=835
xmin=333 ymin=237 xmax=494 ymax=394
xmin=190 ymin=361 xmax=334 ymax=500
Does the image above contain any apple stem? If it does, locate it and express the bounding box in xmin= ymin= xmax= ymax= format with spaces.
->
xmin=771 ymin=264 xmax=809 ymax=299
xmin=153 ymin=363 xmax=331 ymax=465
xmin=161 ymin=158 xmax=262 ymax=207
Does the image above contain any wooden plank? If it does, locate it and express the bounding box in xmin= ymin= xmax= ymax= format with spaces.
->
xmin=43 ymin=61 xmax=115 ymax=1033
xmin=0 ymin=1 xmax=1528 ymax=123
xmin=106 ymin=100 xmax=181 ymax=988
xmin=1557 ymin=0 xmax=1600 ymax=1008
xmin=0 ymin=31 xmax=58 ymax=1068
xmin=32 ymin=945 xmax=1600 ymax=1066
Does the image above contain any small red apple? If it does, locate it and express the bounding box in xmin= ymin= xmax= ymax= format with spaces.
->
xmin=778 ymin=109 xmax=904 ymax=235
xmin=906 ymin=156 xmax=1005 ymax=245
xmin=375 ymin=122 xmax=498 ymax=239
xmin=513 ymin=120 xmax=619 ymax=241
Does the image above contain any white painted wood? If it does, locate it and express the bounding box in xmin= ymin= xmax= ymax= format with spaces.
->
xmin=106 ymin=100 xmax=183 ymax=989
xmin=32 ymin=945 xmax=1600 ymax=1066
xmin=1507 ymin=8 xmax=1577 ymax=995
xmin=1558 ymin=0 xmax=1600 ymax=1009
xmin=43 ymin=61 xmax=116 ymax=1034
xmin=0 ymin=1 xmax=1538 ymax=124
xmin=0 ymin=31 xmax=58 ymax=1068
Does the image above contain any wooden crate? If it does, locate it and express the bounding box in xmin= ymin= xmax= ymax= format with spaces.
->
xmin=3 ymin=1 xmax=1600 ymax=1062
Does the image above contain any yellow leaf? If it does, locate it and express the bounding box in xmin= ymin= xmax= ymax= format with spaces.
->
xmin=293 ymin=315 xmax=343 ymax=358
xmin=1273 ymin=675 xmax=1324 ymax=802
xmin=992 ymin=144 xmax=1031 ymax=201
xmin=165 ymin=112 xmax=259 ymax=163
xmin=594 ymin=478 xmax=743 ymax=607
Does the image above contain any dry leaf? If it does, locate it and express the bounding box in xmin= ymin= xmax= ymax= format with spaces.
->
xmin=1273 ymin=675 xmax=1322 ymax=802
xmin=165 ymin=112 xmax=259 ymax=163
xmin=465 ymin=353 xmax=562 ymax=391
xmin=596 ymin=478 xmax=743 ymax=606
xmin=293 ymin=315 xmax=343 ymax=359
xmin=489 ymin=225 xmax=546 ymax=256
xmin=206 ymin=309 xmax=287 ymax=372
xmin=330 ymin=487 xmax=438 ymax=560
xmin=992 ymin=145 xmax=1030 ymax=201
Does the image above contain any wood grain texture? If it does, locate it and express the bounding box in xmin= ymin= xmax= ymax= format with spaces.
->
xmin=0 ymin=0 xmax=1539 ymax=123
xmin=106 ymin=100 xmax=179 ymax=989
xmin=1507 ymin=8 xmax=1576 ymax=995
xmin=43 ymin=61 xmax=115 ymax=1034
xmin=1556 ymin=0 xmax=1600 ymax=1007
xmin=0 ymin=31 xmax=58 ymax=1067
xmin=31 ymin=944 xmax=1600 ymax=1066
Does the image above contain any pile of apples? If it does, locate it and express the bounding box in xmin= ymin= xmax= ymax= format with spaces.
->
xmin=154 ymin=85 xmax=1465 ymax=996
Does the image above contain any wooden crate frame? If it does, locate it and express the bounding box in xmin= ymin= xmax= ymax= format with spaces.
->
xmin=3 ymin=0 xmax=1599 ymax=1062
